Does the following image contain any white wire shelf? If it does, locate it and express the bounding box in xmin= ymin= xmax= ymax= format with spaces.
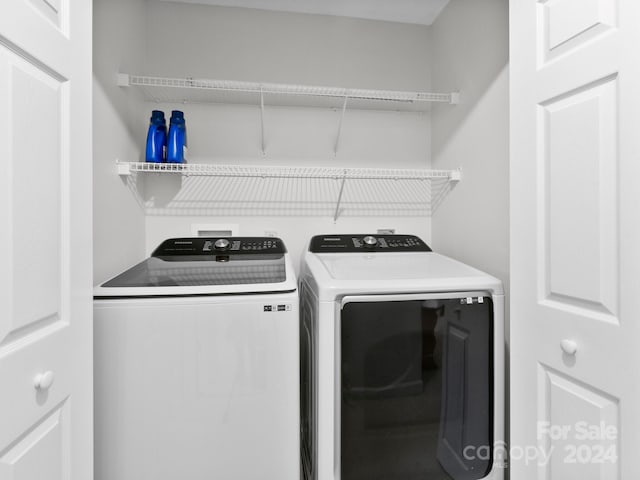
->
xmin=118 ymin=74 xmax=459 ymax=112
xmin=116 ymin=161 xmax=462 ymax=181
xmin=118 ymin=161 xmax=461 ymax=222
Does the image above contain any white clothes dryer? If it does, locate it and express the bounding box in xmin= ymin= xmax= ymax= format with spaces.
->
xmin=299 ymin=234 xmax=505 ymax=480
xmin=94 ymin=237 xmax=299 ymax=480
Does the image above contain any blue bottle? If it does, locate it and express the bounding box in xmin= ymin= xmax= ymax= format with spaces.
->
xmin=167 ymin=110 xmax=187 ymax=164
xmin=145 ymin=110 xmax=167 ymax=163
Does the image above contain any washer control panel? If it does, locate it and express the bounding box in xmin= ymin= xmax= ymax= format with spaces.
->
xmin=309 ymin=234 xmax=431 ymax=253
xmin=152 ymin=237 xmax=286 ymax=257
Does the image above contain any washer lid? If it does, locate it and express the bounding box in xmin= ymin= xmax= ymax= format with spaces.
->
xmin=100 ymin=256 xmax=286 ymax=288
xmin=95 ymin=237 xmax=296 ymax=297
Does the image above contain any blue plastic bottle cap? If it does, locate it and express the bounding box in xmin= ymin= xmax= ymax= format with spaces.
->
xmin=150 ymin=110 xmax=166 ymax=124
xmin=170 ymin=110 xmax=184 ymax=120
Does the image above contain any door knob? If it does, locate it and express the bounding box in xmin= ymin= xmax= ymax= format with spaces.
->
xmin=560 ymin=339 xmax=578 ymax=356
xmin=33 ymin=371 xmax=55 ymax=390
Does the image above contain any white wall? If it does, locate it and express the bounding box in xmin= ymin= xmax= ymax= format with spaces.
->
xmin=430 ymin=0 xmax=509 ymax=291
xmin=145 ymin=1 xmax=432 ymax=91
xmin=95 ymin=1 xmax=511 ymax=276
xmin=93 ymin=0 xmax=148 ymax=284
xmin=138 ymin=2 xmax=435 ymax=267
xmin=429 ymin=0 xmax=509 ymax=458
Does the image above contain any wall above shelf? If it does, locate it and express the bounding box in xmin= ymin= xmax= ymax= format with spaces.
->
xmin=116 ymin=161 xmax=461 ymax=222
xmin=117 ymin=74 xmax=459 ymax=112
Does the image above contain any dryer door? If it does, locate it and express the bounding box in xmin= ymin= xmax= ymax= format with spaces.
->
xmin=340 ymin=293 xmax=494 ymax=480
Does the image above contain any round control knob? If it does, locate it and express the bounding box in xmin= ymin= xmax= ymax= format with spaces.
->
xmin=363 ymin=236 xmax=378 ymax=247
xmin=214 ymin=238 xmax=230 ymax=250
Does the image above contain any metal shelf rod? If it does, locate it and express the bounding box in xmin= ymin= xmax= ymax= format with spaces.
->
xmin=260 ymin=88 xmax=266 ymax=155
xmin=334 ymin=96 xmax=349 ymax=156
xmin=334 ymin=172 xmax=348 ymax=222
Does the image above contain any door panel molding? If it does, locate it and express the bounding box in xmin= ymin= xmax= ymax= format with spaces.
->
xmin=537 ymin=0 xmax=618 ymax=66
xmin=0 ymin=399 xmax=70 ymax=480
xmin=537 ymin=74 xmax=619 ymax=324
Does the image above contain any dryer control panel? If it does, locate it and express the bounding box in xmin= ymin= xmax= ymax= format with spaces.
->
xmin=309 ymin=234 xmax=431 ymax=253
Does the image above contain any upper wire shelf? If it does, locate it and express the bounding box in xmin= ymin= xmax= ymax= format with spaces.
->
xmin=118 ymin=74 xmax=459 ymax=112
xmin=116 ymin=161 xmax=462 ymax=181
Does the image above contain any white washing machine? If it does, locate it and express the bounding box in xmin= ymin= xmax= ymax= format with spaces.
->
xmin=299 ymin=234 xmax=505 ymax=480
xmin=94 ymin=237 xmax=299 ymax=480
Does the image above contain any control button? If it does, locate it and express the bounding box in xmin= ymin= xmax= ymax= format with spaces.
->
xmin=363 ymin=236 xmax=377 ymax=247
xmin=214 ymin=238 xmax=230 ymax=250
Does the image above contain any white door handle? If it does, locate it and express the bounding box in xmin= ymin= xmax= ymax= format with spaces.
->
xmin=33 ymin=371 xmax=55 ymax=390
xmin=560 ymin=339 xmax=578 ymax=356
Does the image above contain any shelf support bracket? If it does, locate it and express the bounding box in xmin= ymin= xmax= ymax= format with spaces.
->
xmin=116 ymin=161 xmax=131 ymax=176
xmin=334 ymin=96 xmax=349 ymax=156
xmin=333 ymin=171 xmax=348 ymax=223
xmin=260 ymin=87 xmax=266 ymax=156
xmin=116 ymin=73 xmax=130 ymax=87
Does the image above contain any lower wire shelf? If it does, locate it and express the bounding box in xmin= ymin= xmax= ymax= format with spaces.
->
xmin=116 ymin=161 xmax=462 ymax=181
xmin=116 ymin=161 xmax=461 ymax=221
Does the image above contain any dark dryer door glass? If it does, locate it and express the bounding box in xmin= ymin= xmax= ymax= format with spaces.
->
xmin=340 ymin=297 xmax=493 ymax=480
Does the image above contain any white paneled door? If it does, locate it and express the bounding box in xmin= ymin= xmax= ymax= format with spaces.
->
xmin=511 ymin=0 xmax=640 ymax=478
xmin=0 ymin=1 xmax=92 ymax=480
